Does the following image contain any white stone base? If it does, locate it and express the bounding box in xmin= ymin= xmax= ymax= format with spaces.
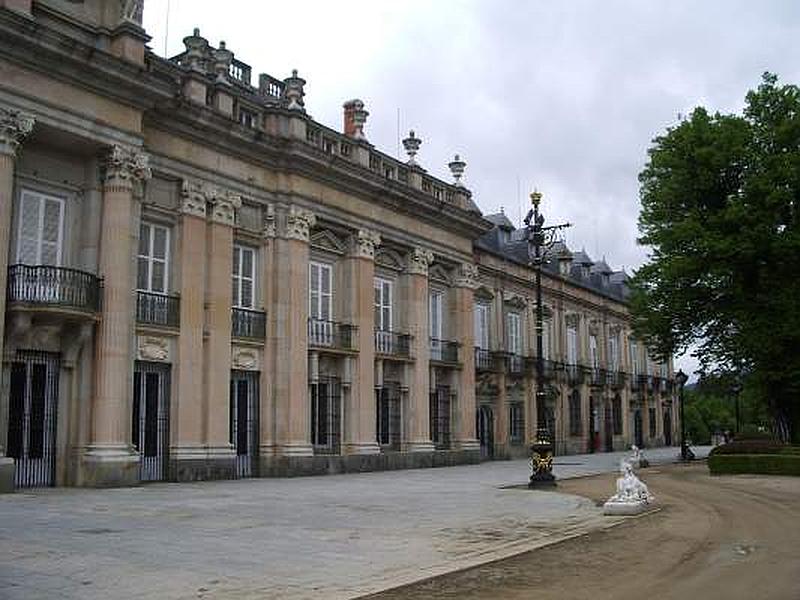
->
xmin=277 ymin=443 xmax=314 ymax=457
xmin=603 ymin=500 xmax=650 ymax=516
xmin=406 ymin=440 xmax=435 ymax=453
xmin=343 ymin=442 xmax=381 ymax=455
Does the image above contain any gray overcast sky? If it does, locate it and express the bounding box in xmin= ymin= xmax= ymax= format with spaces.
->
xmin=143 ymin=1 xmax=800 ymax=376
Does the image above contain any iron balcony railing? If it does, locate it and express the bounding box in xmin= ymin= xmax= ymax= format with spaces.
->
xmin=507 ymin=353 xmax=524 ymax=375
xmin=474 ymin=347 xmax=492 ymax=371
xmin=565 ymin=363 xmax=584 ymax=386
xmin=136 ymin=291 xmax=180 ymax=327
xmin=430 ymin=338 xmax=460 ymax=363
xmin=375 ymin=330 xmax=412 ymax=358
xmin=232 ymin=307 xmax=266 ymax=340
xmin=308 ymin=318 xmax=358 ymax=351
xmin=7 ymin=264 xmax=101 ymax=313
xmin=589 ymin=367 xmax=606 ymax=387
xmin=528 ymin=357 xmax=559 ymax=380
xmin=606 ymin=369 xmax=626 ymax=388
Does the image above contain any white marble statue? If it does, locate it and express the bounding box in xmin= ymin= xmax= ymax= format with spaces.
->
xmin=629 ymin=445 xmax=649 ymax=469
xmin=603 ymin=459 xmax=654 ymax=515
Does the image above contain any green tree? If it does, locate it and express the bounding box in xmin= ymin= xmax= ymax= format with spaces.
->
xmin=631 ymin=73 xmax=800 ymax=443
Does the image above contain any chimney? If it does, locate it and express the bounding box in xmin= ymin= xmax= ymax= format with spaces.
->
xmin=343 ymin=99 xmax=368 ymax=140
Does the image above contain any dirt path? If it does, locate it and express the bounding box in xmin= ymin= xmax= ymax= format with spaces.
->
xmin=361 ymin=464 xmax=800 ymax=600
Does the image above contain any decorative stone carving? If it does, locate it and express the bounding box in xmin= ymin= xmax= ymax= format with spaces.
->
xmin=138 ymin=336 xmax=169 ymax=362
xmin=375 ymin=248 xmax=405 ymax=272
xmin=448 ymin=154 xmax=466 ymax=187
xmin=565 ymin=312 xmax=581 ymax=328
xmin=454 ymin=262 xmax=479 ymax=289
xmin=402 ymin=130 xmax=422 ymax=166
xmin=179 ymin=180 xmax=208 ymax=218
xmin=603 ymin=459 xmax=654 ymax=515
xmin=0 ymin=107 xmax=34 ymax=157
xmin=102 ymin=145 xmax=151 ymax=188
xmin=310 ymin=229 xmax=346 ymax=255
xmin=232 ymin=347 xmax=258 ymax=371
xmin=629 ymin=445 xmax=650 ymax=468
xmin=183 ymin=28 xmax=209 ymax=72
xmin=406 ymin=247 xmax=434 ymax=276
xmin=285 ymin=205 xmax=316 ymax=242
xmin=212 ymin=41 xmax=233 ymax=84
xmin=208 ymin=188 xmax=241 ymax=226
xmin=262 ymin=203 xmax=276 ymax=239
xmin=283 ymin=69 xmax=306 ymax=112
xmin=352 ymin=228 xmax=381 ymax=259
xmin=119 ymin=0 xmax=144 ymax=25
xmin=343 ymin=99 xmax=369 ymax=141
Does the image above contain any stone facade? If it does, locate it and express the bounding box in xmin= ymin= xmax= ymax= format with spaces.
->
xmin=0 ymin=1 xmax=677 ymax=490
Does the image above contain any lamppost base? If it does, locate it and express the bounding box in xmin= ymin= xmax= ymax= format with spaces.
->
xmin=528 ymin=438 xmax=557 ymax=488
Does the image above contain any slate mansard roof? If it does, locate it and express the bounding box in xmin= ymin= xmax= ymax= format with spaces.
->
xmin=476 ymin=213 xmax=631 ymax=302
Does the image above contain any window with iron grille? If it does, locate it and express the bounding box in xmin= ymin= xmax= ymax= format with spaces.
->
xmin=429 ymin=386 xmax=451 ymax=449
xmin=649 ymin=407 xmax=657 ymax=439
xmin=569 ymin=390 xmax=582 ymax=436
xmin=310 ymin=377 xmax=341 ymax=455
xmin=613 ymin=395 xmax=623 ymax=435
xmin=376 ymin=384 xmax=401 ymax=451
xmin=509 ymin=403 xmax=524 ymax=444
xmin=232 ymin=245 xmax=256 ymax=308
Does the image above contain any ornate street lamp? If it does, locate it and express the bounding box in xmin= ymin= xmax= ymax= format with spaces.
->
xmin=525 ymin=190 xmax=571 ymax=488
xmin=675 ymin=369 xmax=690 ymax=461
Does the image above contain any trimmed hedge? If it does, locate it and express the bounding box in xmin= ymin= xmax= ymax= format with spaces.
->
xmin=709 ymin=440 xmax=794 ymax=455
xmin=708 ymin=453 xmax=800 ymax=476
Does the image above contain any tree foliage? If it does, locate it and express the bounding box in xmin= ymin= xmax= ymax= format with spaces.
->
xmin=631 ymin=73 xmax=800 ymax=442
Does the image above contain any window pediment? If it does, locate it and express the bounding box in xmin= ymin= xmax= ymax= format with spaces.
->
xmin=310 ymin=229 xmax=346 ymax=255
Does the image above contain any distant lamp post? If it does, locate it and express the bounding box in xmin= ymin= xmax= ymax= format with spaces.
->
xmin=675 ymin=369 xmax=691 ymax=461
xmin=731 ymin=381 xmax=743 ymax=437
xmin=525 ymin=190 xmax=571 ymax=488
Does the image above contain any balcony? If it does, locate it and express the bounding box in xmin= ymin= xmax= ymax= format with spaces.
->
xmin=565 ymin=363 xmax=583 ymax=386
xmin=232 ymin=307 xmax=266 ymax=340
xmin=7 ymin=264 xmax=101 ymax=314
xmin=430 ymin=338 xmax=460 ymax=363
xmin=506 ymin=353 xmax=524 ymax=376
xmin=606 ymin=370 xmax=626 ymax=389
xmin=474 ymin=347 xmax=492 ymax=371
xmin=375 ymin=330 xmax=412 ymax=359
xmin=589 ymin=367 xmax=606 ymax=387
xmin=136 ymin=291 xmax=180 ymax=327
xmin=308 ymin=318 xmax=357 ymax=352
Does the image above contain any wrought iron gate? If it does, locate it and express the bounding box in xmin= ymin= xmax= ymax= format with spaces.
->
xmin=7 ymin=351 xmax=60 ymax=488
xmin=429 ymin=386 xmax=451 ymax=450
xmin=310 ymin=377 xmax=341 ymax=455
xmin=476 ymin=404 xmax=494 ymax=460
xmin=133 ymin=361 xmax=171 ymax=482
xmin=230 ymin=370 xmax=259 ymax=478
xmin=376 ymin=383 xmax=401 ymax=451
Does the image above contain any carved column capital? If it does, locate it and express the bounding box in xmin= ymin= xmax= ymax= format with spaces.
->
xmin=351 ymin=228 xmax=381 ymax=259
xmin=179 ymin=179 xmax=209 ymax=218
xmin=262 ymin=203 xmax=276 ymax=240
xmin=0 ymin=107 xmax=34 ymax=157
xmin=102 ymin=145 xmax=151 ymax=190
xmin=406 ymin=247 xmax=434 ymax=276
xmin=208 ymin=187 xmax=241 ymax=226
xmin=453 ymin=262 xmax=479 ymax=289
xmin=285 ymin=205 xmax=316 ymax=242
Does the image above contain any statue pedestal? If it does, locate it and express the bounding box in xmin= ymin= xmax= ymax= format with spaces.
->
xmin=603 ymin=458 xmax=654 ymax=515
xmin=603 ymin=498 xmax=650 ymax=515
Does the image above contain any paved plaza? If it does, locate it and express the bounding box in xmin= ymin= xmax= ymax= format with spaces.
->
xmin=0 ymin=447 xmax=710 ymax=600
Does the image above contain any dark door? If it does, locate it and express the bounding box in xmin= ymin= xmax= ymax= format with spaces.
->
xmin=429 ymin=386 xmax=451 ymax=450
xmin=230 ymin=370 xmax=259 ymax=478
xmin=634 ymin=410 xmax=644 ymax=448
xmin=133 ymin=361 xmax=171 ymax=482
xmin=7 ymin=351 xmax=60 ymax=488
xmin=376 ymin=383 xmax=401 ymax=451
xmin=604 ymin=402 xmax=614 ymax=452
xmin=476 ymin=404 xmax=494 ymax=460
xmin=311 ymin=377 xmax=341 ymax=455
xmin=663 ymin=409 xmax=673 ymax=446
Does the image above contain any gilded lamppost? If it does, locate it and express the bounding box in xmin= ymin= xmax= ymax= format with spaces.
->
xmin=525 ymin=190 xmax=571 ymax=488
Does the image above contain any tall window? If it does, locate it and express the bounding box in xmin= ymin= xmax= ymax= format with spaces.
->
xmin=308 ymin=262 xmax=332 ymax=320
xmin=541 ymin=319 xmax=551 ymax=360
xmin=566 ymin=325 xmax=578 ymax=365
xmin=474 ymin=303 xmax=489 ymax=349
xmin=16 ymin=190 xmax=64 ymax=266
xmin=429 ymin=291 xmax=444 ymax=360
xmin=137 ymin=222 xmax=170 ymax=293
xmin=232 ymin=245 xmax=255 ymax=308
xmin=374 ymin=277 xmax=392 ymax=331
xmin=509 ymin=403 xmax=524 ymax=444
xmin=608 ymin=333 xmax=619 ymax=372
xmin=569 ymin=390 xmax=582 ymax=436
xmin=612 ymin=395 xmax=623 ymax=435
xmin=649 ymin=407 xmax=657 ymax=438
xmin=589 ymin=334 xmax=598 ymax=369
xmin=630 ymin=340 xmax=639 ymax=375
xmin=507 ymin=312 xmax=521 ymax=355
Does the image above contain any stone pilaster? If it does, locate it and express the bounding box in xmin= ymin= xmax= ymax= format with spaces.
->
xmin=452 ymin=262 xmax=479 ymax=451
xmin=259 ymin=205 xmax=276 ymax=460
xmin=202 ymin=187 xmax=240 ymax=476
xmin=83 ymin=145 xmax=150 ymax=487
xmin=343 ymin=228 xmax=381 ymax=455
xmin=495 ymin=373 xmax=509 ymax=458
xmin=274 ymin=206 xmax=315 ymax=456
xmin=404 ymin=247 xmax=434 ymax=452
xmin=0 ymin=107 xmax=34 ymax=492
xmin=171 ymin=181 xmax=209 ymax=476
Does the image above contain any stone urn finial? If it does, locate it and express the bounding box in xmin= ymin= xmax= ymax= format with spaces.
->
xmin=402 ymin=130 xmax=422 ymax=166
xmin=183 ymin=27 xmax=209 ymax=72
xmin=212 ymin=40 xmax=233 ymax=84
xmin=448 ymin=154 xmax=466 ymax=187
xmin=283 ymin=69 xmax=306 ymax=112
xmin=343 ymin=99 xmax=369 ymax=141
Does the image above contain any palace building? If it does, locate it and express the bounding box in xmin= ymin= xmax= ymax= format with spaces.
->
xmin=0 ymin=0 xmax=677 ymax=490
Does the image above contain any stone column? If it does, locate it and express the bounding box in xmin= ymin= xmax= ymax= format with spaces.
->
xmin=495 ymin=372 xmax=508 ymax=458
xmin=404 ymin=247 xmax=434 ymax=452
xmin=452 ymin=263 xmax=479 ymax=452
xmin=202 ymin=188 xmax=240 ymax=477
xmin=171 ymin=181 xmax=209 ymax=477
xmin=0 ymin=107 xmax=33 ymax=492
xmin=83 ymin=145 xmax=150 ymax=486
xmin=342 ymin=229 xmax=381 ymax=455
xmin=259 ymin=205 xmax=276 ymax=461
xmin=274 ymin=206 xmax=315 ymax=457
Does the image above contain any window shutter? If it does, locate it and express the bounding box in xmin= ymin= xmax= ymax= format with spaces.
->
xmin=17 ymin=192 xmax=41 ymax=264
